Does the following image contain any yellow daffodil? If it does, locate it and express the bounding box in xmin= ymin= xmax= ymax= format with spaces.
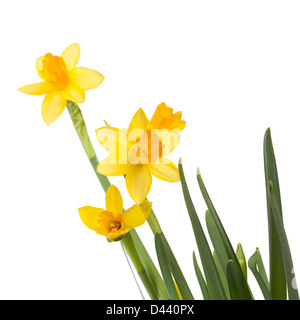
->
xmin=95 ymin=103 xmax=185 ymax=204
xmin=18 ymin=43 xmax=104 ymax=125
xmin=78 ymin=185 xmax=152 ymax=241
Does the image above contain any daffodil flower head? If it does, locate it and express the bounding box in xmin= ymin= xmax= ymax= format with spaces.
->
xmin=78 ymin=185 xmax=152 ymax=241
xmin=96 ymin=103 xmax=186 ymax=205
xmin=18 ymin=43 xmax=104 ymax=125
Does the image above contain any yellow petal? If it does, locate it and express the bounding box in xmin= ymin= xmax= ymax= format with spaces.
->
xmin=96 ymin=127 xmax=128 ymax=156
xmin=36 ymin=56 xmax=46 ymax=80
xmin=125 ymin=165 xmax=152 ymax=204
xmin=61 ymin=43 xmax=80 ymax=71
xmin=158 ymin=128 xmax=181 ymax=157
xmin=105 ymin=185 xmax=123 ymax=215
xmin=18 ymin=81 xmax=52 ymax=95
xmin=147 ymin=160 xmax=180 ymax=182
xmin=42 ymin=91 xmax=66 ymax=125
xmin=123 ymin=200 xmax=152 ymax=229
xmin=97 ymin=154 xmax=130 ymax=176
xmin=63 ymin=84 xmax=85 ymax=103
xmin=108 ymin=229 xmax=130 ymax=241
xmin=78 ymin=206 xmax=105 ymax=231
xmin=71 ymin=67 xmax=104 ymax=90
xmin=128 ymin=108 xmax=151 ymax=131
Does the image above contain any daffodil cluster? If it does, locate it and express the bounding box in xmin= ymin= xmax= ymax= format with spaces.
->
xmin=19 ymin=43 xmax=185 ymax=240
xmin=19 ymin=44 xmax=299 ymax=301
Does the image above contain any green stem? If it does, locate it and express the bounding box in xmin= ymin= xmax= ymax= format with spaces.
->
xmin=147 ymin=209 xmax=163 ymax=234
xmin=67 ymin=101 xmax=110 ymax=193
xmin=122 ymin=233 xmax=159 ymax=300
xmin=120 ymin=242 xmax=145 ymax=300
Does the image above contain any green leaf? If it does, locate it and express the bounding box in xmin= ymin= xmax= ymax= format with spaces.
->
xmin=155 ymin=233 xmax=180 ymax=300
xmin=196 ymin=168 xmax=240 ymax=268
xmin=248 ymin=248 xmax=271 ymax=300
xmin=179 ymin=160 xmax=227 ymax=300
xmin=236 ymin=243 xmax=247 ymax=280
xmin=263 ymin=127 xmax=287 ymax=299
xmin=268 ymin=182 xmax=299 ymax=300
xmin=130 ymin=229 xmax=169 ymax=300
xmin=192 ymin=252 xmax=211 ymax=300
xmin=227 ymin=260 xmax=253 ymax=300
xmin=158 ymin=233 xmax=194 ymax=300
xmin=205 ymin=210 xmax=228 ymax=274
xmin=213 ymin=251 xmax=231 ymax=300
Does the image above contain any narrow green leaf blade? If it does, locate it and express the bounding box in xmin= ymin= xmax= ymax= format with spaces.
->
xmin=159 ymin=233 xmax=194 ymax=300
xmin=130 ymin=229 xmax=169 ymax=300
xmin=248 ymin=248 xmax=271 ymax=300
xmin=205 ymin=210 xmax=228 ymax=274
xmin=227 ymin=260 xmax=253 ymax=300
xmin=155 ymin=233 xmax=180 ymax=300
xmin=196 ymin=168 xmax=240 ymax=267
xmin=213 ymin=251 xmax=231 ymax=300
xmin=192 ymin=252 xmax=211 ymax=300
xmin=179 ymin=160 xmax=227 ymax=300
xmin=263 ymin=127 xmax=287 ymax=299
xmin=268 ymin=182 xmax=299 ymax=300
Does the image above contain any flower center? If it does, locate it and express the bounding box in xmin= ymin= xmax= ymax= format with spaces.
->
xmin=40 ymin=53 xmax=70 ymax=90
xmin=97 ymin=211 xmax=126 ymax=238
xmin=129 ymin=129 xmax=164 ymax=165
xmin=109 ymin=221 xmax=122 ymax=232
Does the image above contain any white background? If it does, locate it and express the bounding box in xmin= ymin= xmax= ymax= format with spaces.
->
xmin=1 ymin=0 xmax=300 ymax=300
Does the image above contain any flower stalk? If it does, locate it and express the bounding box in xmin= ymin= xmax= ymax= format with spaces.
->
xmin=67 ymin=100 xmax=111 ymax=192
xmin=147 ymin=209 xmax=163 ymax=234
xmin=121 ymin=233 xmax=159 ymax=300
